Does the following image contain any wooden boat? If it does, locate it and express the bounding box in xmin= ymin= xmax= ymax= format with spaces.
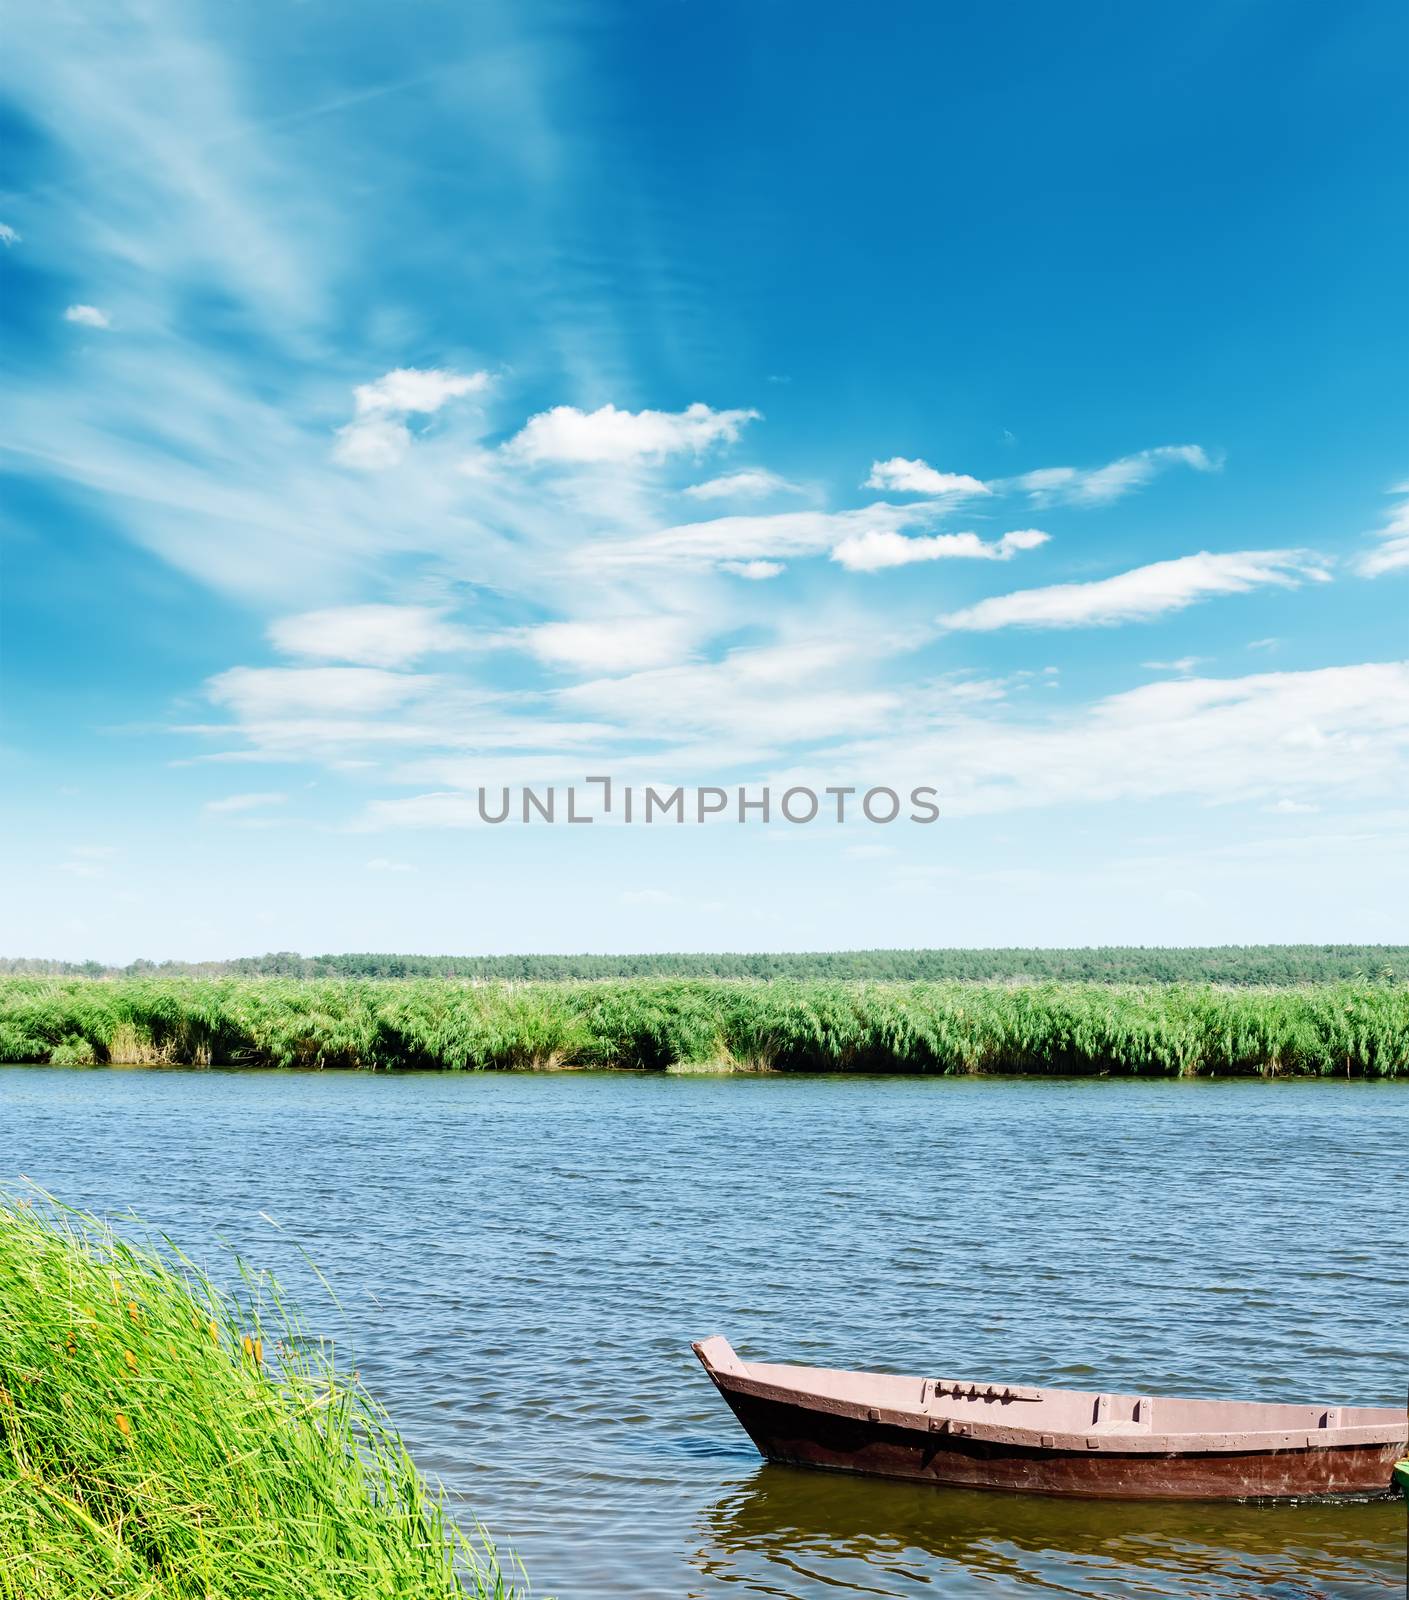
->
xmin=693 ymin=1337 xmax=1409 ymax=1501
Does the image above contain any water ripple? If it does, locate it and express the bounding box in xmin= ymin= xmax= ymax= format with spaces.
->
xmin=2 ymin=1067 xmax=1406 ymax=1597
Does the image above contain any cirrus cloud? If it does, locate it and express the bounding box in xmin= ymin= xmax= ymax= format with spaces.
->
xmin=203 ymin=791 xmax=287 ymax=815
xmin=1004 ymin=444 xmax=1216 ymax=507
xmin=939 ymin=549 xmax=1328 ymax=632
xmin=682 ymin=468 xmax=803 ymax=501
xmin=585 ymin=503 xmax=930 ymax=569
xmin=1354 ymin=484 xmax=1409 ymax=578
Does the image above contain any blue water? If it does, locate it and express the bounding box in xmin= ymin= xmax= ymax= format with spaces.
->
xmin=2 ymin=1067 xmax=1405 ymax=1597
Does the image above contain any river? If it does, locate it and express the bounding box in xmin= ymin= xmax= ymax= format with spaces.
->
xmin=2 ymin=1067 xmax=1404 ymax=1597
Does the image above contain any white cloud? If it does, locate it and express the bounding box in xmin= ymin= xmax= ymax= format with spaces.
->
xmin=1142 ymin=657 xmax=1206 ymax=675
xmin=588 ymin=502 xmax=931 ymax=569
xmin=832 ymin=527 xmax=1049 ymax=572
xmin=523 ymin=617 xmax=697 ymax=674
xmin=1266 ymin=798 xmax=1319 ymax=814
xmin=1007 ymin=445 xmax=1215 ymax=506
xmin=0 ymin=223 xmax=19 ymax=246
xmin=206 ymin=667 xmax=434 ymax=719
xmin=558 ymin=634 xmax=907 ymax=743
xmin=203 ymin=791 xmax=287 ymax=814
xmin=790 ymin=661 xmax=1409 ymax=819
xmin=939 ymin=549 xmax=1327 ymax=632
xmin=864 ymin=458 xmax=989 ymax=496
xmin=331 ymin=415 xmax=411 ymax=470
xmin=63 ymin=304 xmax=111 ymax=328
xmin=1355 ymin=485 xmax=1409 ymax=577
xmin=682 ymin=468 xmax=802 ymax=501
xmin=268 ymin=606 xmax=470 ymax=668
xmin=504 ymin=401 xmax=758 ymax=465
xmin=352 ymin=369 xmax=491 ymax=415
xmin=333 ymin=367 xmax=491 ymax=471
xmin=719 ymin=560 xmax=784 ymax=580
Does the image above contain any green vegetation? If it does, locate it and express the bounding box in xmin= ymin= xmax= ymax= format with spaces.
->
xmin=0 ymin=1192 xmax=521 ymax=1599
xmin=1 ymin=977 xmax=1406 ymax=1076
xmin=4 ymin=944 xmax=1406 ymax=984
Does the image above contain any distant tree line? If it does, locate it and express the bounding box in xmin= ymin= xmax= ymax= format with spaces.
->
xmin=0 ymin=945 xmax=1404 ymax=985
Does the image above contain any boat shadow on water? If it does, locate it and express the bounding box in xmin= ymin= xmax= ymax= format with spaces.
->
xmin=692 ymin=1465 xmax=1406 ymax=1597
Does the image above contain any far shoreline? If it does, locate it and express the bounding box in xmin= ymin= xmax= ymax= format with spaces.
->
xmin=3 ymin=972 xmax=1405 ymax=1081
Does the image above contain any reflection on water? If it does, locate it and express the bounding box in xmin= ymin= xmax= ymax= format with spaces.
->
xmin=1 ymin=1067 xmax=1406 ymax=1597
xmin=697 ymin=1466 xmax=1405 ymax=1596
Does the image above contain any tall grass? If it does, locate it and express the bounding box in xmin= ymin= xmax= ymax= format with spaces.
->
xmin=0 ymin=1193 xmax=523 ymax=1599
xmin=1 ymin=977 xmax=1406 ymax=1075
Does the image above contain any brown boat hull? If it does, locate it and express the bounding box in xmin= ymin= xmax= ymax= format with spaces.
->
xmin=720 ymin=1386 xmax=1404 ymax=1500
xmin=693 ymin=1338 xmax=1408 ymax=1502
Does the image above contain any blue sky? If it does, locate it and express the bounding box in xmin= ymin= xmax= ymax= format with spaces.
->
xmin=2 ymin=0 xmax=1406 ymax=962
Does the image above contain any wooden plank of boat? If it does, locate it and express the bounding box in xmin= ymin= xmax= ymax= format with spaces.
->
xmin=693 ymin=1336 xmax=1409 ymax=1501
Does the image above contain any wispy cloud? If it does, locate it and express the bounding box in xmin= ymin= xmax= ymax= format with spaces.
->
xmin=586 ymin=502 xmax=931 ymax=569
xmin=333 ymin=368 xmax=492 ymax=470
xmin=719 ymin=559 xmax=784 ymax=580
xmin=504 ymin=402 xmax=758 ymax=465
xmin=63 ymin=304 xmax=111 ymax=329
xmin=682 ymin=468 xmax=803 ymax=501
xmin=778 ymin=661 xmax=1409 ymax=818
xmin=831 ymin=527 xmax=1048 ymax=572
xmin=268 ymin=606 xmax=470 ymax=669
xmin=1003 ymin=444 xmax=1216 ymax=507
xmin=556 ymin=633 xmax=913 ymax=744
xmin=1142 ymin=656 xmax=1206 ymax=675
xmin=864 ymin=458 xmax=989 ymax=496
xmin=939 ymin=549 xmax=1327 ymax=632
xmin=0 ymin=223 xmax=20 ymax=246
xmin=1354 ymin=483 xmax=1409 ymax=577
xmin=858 ymin=445 xmax=1215 ymax=508
xmin=206 ymin=667 xmax=435 ymax=719
xmin=203 ymin=791 xmax=287 ymax=814
xmin=522 ymin=617 xmax=698 ymax=674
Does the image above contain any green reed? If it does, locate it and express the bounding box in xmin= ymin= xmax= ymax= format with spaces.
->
xmin=1 ymin=976 xmax=1405 ymax=1075
xmin=0 ymin=1193 xmax=525 ymax=1599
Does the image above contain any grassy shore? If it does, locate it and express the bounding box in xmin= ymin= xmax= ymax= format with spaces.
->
xmin=1 ymin=977 xmax=1406 ymax=1076
xmin=0 ymin=1193 xmax=521 ymax=1599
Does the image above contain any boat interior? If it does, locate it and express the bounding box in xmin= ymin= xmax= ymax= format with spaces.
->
xmin=699 ymin=1341 xmax=1406 ymax=1438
